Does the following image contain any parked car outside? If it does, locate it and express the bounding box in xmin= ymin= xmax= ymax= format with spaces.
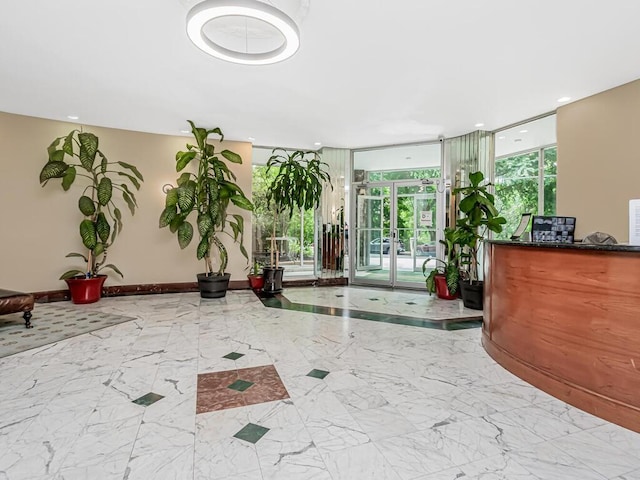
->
xmin=369 ymin=237 xmax=404 ymax=254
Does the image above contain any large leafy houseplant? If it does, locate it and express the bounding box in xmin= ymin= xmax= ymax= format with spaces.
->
xmin=453 ymin=171 xmax=506 ymax=309
xmin=39 ymin=129 xmax=143 ymax=302
xmin=261 ymin=149 xmax=331 ymax=292
xmin=159 ymin=121 xmax=253 ymax=298
xmin=423 ymin=227 xmax=460 ymax=299
xmin=454 ymin=171 xmax=507 ymax=282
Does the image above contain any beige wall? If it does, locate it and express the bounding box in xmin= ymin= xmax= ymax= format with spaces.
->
xmin=0 ymin=112 xmax=253 ymax=292
xmin=557 ymin=79 xmax=640 ymax=242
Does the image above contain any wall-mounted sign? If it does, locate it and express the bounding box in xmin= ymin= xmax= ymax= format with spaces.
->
xmin=419 ymin=210 xmax=433 ymax=227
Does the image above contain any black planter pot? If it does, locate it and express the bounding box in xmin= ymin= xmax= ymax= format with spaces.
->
xmin=460 ymin=280 xmax=484 ymax=310
xmin=197 ymin=273 xmax=231 ymax=299
xmin=262 ymin=266 xmax=284 ymax=294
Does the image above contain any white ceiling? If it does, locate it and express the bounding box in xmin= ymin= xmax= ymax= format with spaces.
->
xmin=1 ymin=1 xmax=640 ymax=151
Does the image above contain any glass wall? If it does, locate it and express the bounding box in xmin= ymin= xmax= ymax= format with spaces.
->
xmin=493 ymin=115 xmax=557 ymax=239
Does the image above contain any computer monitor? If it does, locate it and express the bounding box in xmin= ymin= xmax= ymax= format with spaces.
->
xmin=531 ymin=215 xmax=576 ymax=243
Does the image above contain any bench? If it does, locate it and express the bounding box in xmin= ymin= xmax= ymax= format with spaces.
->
xmin=0 ymin=289 xmax=34 ymax=329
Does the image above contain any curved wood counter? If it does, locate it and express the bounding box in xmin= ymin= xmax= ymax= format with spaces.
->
xmin=483 ymin=240 xmax=640 ymax=432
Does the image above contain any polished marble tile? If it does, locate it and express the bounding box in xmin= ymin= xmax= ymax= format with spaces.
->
xmin=306 ymin=368 xmax=330 ymax=379
xmin=0 ymin=287 xmax=638 ymax=480
xmin=234 ymin=423 xmax=270 ymax=444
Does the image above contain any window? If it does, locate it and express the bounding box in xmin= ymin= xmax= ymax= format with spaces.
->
xmin=494 ymin=115 xmax=557 ymax=239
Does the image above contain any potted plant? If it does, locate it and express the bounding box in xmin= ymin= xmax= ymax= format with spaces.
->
xmin=159 ymin=121 xmax=253 ymax=298
xmin=247 ymin=259 xmax=264 ymax=290
xmin=423 ymin=227 xmax=460 ymax=300
xmin=454 ymin=171 xmax=506 ymax=309
xmin=39 ymin=129 xmax=144 ymax=303
xmin=262 ymin=148 xmax=332 ymax=293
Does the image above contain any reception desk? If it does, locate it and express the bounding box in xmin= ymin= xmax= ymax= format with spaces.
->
xmin=483 ymin=240 xmax=640 ymax=432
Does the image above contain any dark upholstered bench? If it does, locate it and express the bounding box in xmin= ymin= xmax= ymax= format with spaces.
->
xmin=0 ymin=289 xmax=34 ymax=329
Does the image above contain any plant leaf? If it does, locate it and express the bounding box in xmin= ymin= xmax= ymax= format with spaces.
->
xmin=122 ymin=190 xmax=135 ymax=216
xmin=79 ymin=219 xmax=97 ymax=250
xmin=95 ymin=212 xmax=111 ymax=243
xmin=61 ymin=166 xmax=76 ymax=190
xmin=177 ymin=221 xmax=193 ymax=249
xmin=97 ymin=177 xmax=113 ymax=206
xmin=78 ymin=195 xmax=96 ymax=216
xmin=99 ymin=151 xmax=108 ymax=173
xmin=175 ymin=151 xmax=197 ymax=172
xmin=159 ymin=205 xmax=177 ymax=228
xmin=197 ymin=213 xmax=213 ymax=236
xmin=176 ymin=172 xmax=191 ymax=187
xmin=196 ymin=236 xmax=209 ymax=260
xmin=117 ymin=161 xmax=144 ymax=181
xmin=62 ymin=132 xmax=75 ymax=156
xmin=78 ymin=132 xmax=98 ymax=171
xmin=93 ymin=242 xmax=105 ymax=257
xmin=230 ymin=195 xmax=253 ymax=211
xmin=40 ymin=161 xmax=68 ymax=183
xmin=165 ymin=187 xmax=178 ymax=206
xmin=99 ymin=263 xmax=124 ymax=278
xmin=59 ymin=269 xmax=85 ymax=280
xmin=169 ymin=214 xmax=184 ymax=233
xmin=221 ymin=149 xmax=242 ymax=164
xmin=65 ymin=252 xmax=88 ymax=262
xmin=116 ymin=171 xmax=141 ymax=190
xmin=177 ymin=183 xmax=195 ymax=212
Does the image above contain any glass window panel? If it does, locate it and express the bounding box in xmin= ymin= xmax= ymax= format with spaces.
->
xmin=543 ymin=147 xmax=557 ymax=215
xmin=494 ymin=151 xmax=540 ymax=240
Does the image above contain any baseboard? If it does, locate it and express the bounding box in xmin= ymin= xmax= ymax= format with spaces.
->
xmin=31 ymin=276 xmax=348 ymax=303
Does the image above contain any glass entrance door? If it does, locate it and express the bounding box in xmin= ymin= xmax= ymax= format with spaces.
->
xmin=352 ymin=180 xmax=442 ymax=288
xmin=394 ymin=181 xmax=442 ymax=288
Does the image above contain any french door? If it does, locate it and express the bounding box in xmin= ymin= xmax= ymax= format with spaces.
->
xmin=351 ymin=180 xmax=443 ymax=288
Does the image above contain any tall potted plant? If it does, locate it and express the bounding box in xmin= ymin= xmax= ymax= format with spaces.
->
xmin=39 ymin=129 xmax=144 ymax=303
xmin=263 ymin=148 xmax=331 ymax=293
xmin=159 ymin=121 xmax=253 ymax=298
xmin=454 ymin=171 xmax=506 ymax=309
xmin=423 ymin=227 xmax=460 ymax=300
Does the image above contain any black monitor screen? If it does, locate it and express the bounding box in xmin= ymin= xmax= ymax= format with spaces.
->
xmin=531 ymin=216 xmax=576 ymax=243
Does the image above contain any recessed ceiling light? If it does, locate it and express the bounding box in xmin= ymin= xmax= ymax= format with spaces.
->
xmin=498 ymin=136 xmax=506 ymax=140
xmin=186 ymin=0 xmax=300 ymax=66
xmin=557 ymin=96 xmax=572 ymax=103
xmin=475 ymin=123 xmax=484 ymax=128
xmin=248 ymin=137 xmax=255 ymax=142
xmin=67 ymin=115 xmax=79 ymax=120
xmin=180 ymin=130 xmax=190 ymax=134
xmin=314 ymin=142 xmax=322 ymax=146
xmin=519 ymin=129 xmax=528 ymax=133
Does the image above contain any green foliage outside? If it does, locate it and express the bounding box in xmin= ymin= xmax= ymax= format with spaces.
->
xmin=252 ymin=165 xmax=314 ymax=262
xmin=494 ymin=147 xmax=557 ymax=239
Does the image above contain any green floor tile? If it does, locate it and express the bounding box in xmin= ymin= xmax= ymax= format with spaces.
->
xmin=223 ymin=352 xmax=244 ymax=360
xmin=228 ymin=379 xmax=254 ymax=392
xmin=132 ymin=392 xmax=164 ymax=406
xmin=307 ymin=369 xmax=329 ymax=380
xmin=234 ymin=423 xmax=270 ymax=444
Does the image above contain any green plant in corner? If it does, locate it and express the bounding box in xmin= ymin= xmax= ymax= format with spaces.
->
xmin=264 ymin=148 xmax=332 ymax=267
xmin=423 ymin=227 xmax=460 ymax=295
xmin=454 ymin=171 xmax=506 ymax=282
xmin=159 ymin=121 xmax=253 ymax=277
xmin=39 ymin=129 xmax=144 ymax=280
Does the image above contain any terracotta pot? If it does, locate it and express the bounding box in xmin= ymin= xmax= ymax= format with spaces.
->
xmin=434 ymin=274 xmax=458 ymax=300
xmin=64 ymin=275 xmax=107 ymax=304
xmin=247 ymin=274 xmax=264 ymax=290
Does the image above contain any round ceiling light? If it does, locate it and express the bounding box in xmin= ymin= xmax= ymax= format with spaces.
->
xmin=186 ymin=0 xmax=300 ymax=65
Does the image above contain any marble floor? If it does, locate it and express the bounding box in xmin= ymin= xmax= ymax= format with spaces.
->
xmin=1 ymin=286 xmax=639 ymax=480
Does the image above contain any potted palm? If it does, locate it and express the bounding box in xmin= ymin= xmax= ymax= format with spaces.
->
xmin=159 ymin=121 xmax=253 ymax=298
xmin=263 ymin=148 xmax=331 ymax=293
xmin=423 ymin=227 xmax=460 ymax=300
xmin=39 ymin=129 xmax=144 ymax=303
xmin=454 ymin=171 xmax=506 ymax=309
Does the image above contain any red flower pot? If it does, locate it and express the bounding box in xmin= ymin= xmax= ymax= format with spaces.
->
xmin=64 ymin=275 xmax=107 ymax=304
xmin=434 ymin=274 xmax=458 ymax=300
xmin=247 ymin=274 xmax=265 ymax=290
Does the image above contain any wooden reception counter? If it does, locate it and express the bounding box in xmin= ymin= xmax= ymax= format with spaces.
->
xmin=483 ymin=240 xmax=640 ymax=432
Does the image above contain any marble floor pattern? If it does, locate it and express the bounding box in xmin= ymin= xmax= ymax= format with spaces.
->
xmin=1 ymin=287 xmax=639 ymax=480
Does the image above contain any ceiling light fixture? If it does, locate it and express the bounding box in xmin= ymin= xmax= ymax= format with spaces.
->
xmin=498 ymin=136 xmax=506 ymax=140
xmin=475 ymin=123 xmax=484 ymax=128
xmin=314 ymin=142 xmax=322 ymax=146
xmin=180 ymin=129 xmax=190 ymax=134
xmin=557 ymin=96 xmax=571 ymax=103
xmin=67 ymin=115 xmax=79 ymax=120
xmin=248 ymin=136 xmax=256 ymax=141
xmin=186 ymin=0 xmax=300 ymax=66
xmin=519 ymin=129 xmax=528 ymax=133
